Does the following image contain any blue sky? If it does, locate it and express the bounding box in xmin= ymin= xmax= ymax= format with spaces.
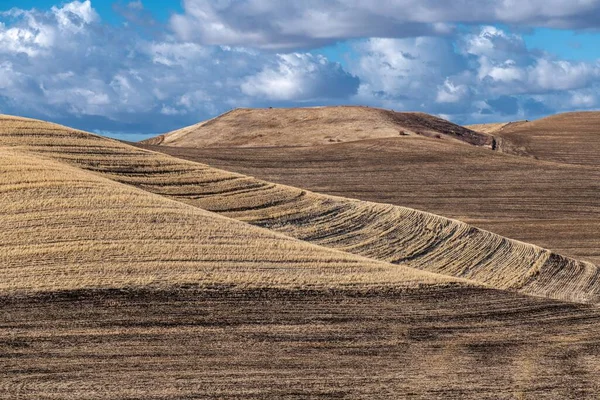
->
xmin=1 ymin=1 xmax=600 ymax=140
xmin=523 ymin=29 xmax=600 ymax=61
xmin=2 ymin=0 xmax=183 ymax=23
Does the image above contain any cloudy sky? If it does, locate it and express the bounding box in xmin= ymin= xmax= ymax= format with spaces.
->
xmin=1 ymin=1 xmax=600 ymax=140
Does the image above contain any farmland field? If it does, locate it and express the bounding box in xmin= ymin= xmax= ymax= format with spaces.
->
xmin=2 ymin=109 xmax=600 ymax=398
xmin=138 ymin=109 xmax=600 ymax=267
xmin=2 ymin=114 xmax=598 ymax=303
xmin=4 ymin=287 xmax=600 ymax=399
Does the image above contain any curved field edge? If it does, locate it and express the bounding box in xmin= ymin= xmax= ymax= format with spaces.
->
xmin=1 ymin=115 xmax=598 ymax=303
xmin=143 ymin=138 xmax=600 ymax=266
xmin=0 ymin=147 xmax=459 ymax=295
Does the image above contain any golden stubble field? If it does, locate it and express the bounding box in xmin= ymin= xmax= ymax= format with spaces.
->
xmin=2 ymin=112 xmax=600 ymax=398
xmin=2 ymin=114 xmax=598 ymax=303
xmin=143 ymin=106 xmax=492 ymax=147
xmin=1 ymin=148 xmax=450 ymax=294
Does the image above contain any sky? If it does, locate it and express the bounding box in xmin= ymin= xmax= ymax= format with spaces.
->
xmin=1 ymin=1 xmax=600 ymax=140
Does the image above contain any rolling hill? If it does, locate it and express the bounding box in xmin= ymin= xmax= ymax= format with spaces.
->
xmin=2 ymin=114 xmax=598 ymax=303
xmin=469 ymin=112 xmax=600 ymax=167
xmin=142 ymin=106 xmax=492 ymax=148
xmin=3 ymin=113 xmax=600 ymax=398
xmin=1 ymin=148 xmax=451 ymax=294
xmin=143 ymin=135 xmax=600 ymax=267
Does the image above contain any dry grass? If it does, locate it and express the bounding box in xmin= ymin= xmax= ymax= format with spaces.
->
xmin=465 ymin=121 xmax=524 ymax=134
xmin=142 ymin=106 xmax=491 ymax=147
xmin=1 ymin=114 xmax=598 ymax=303
xmin=0 ymin=148 xmax=456 ymax=295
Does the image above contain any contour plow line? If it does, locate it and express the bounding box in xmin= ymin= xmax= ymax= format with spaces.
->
xmin=1 ymin=114 xmax=599 ymax=304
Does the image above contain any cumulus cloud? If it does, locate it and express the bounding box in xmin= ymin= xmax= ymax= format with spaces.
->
xmin=1 ymin=1 xmax=600 ymax=135
xmin=0 ymin=1 xmax=358 ymax=135
xmin=241 ymin=53 xmax=359 ymax=101
xmin=348 ymin=37 xmax=468 ymax=110
xmin=346 ymin=26 xmax=600 ymax=122
xmin=171 ymin=0 xmax=600 ymax=49
xmin=460 ymin=26 xmax=600 ymax=95
xmin=436 ymin=79 xmax=470 ymax=103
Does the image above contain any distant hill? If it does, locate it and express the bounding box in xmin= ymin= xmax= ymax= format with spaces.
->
xmin=490 ymin=112 xmax=600 ymax=167
xmin=142 ymin=106 xmax=492 ymax=148
xmin=465 ymin=121 xmax=527 ymax=134
xmin=467 ymin=112 xmax=600 ymax=167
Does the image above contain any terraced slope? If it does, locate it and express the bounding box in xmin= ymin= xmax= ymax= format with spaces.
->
xmin=145 ymin=136 xmax=600 ymax=266
xmin=2 ymin=115 xmax=598 ymax=303
xmin=470 ymin=112 xmax=600 ymax=167
xmin=142 ymin=106 xmax=491 ymax=147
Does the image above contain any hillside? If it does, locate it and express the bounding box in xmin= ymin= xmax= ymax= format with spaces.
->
xmin=469 ymin=112 xmax=600 ymax=167
xmin=4 ymin=114 xmax=600 ymax=398
xmin=142 ymin=106 xmax=492 ymax=148
xmin=1 ymin=148 xmax=452 ymax=294
xmin=2 ymin=114 xmax=598 ymax=304
xmin=465 ymin=121 xmax=527 ymax=134
xmin=144 ymin=135 xmax=600 ymax=267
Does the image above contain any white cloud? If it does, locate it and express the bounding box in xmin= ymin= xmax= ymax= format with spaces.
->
xmin=172 ymin=0 xmax=600 ymax=49
xmin=570 ymin=92 xmax=596 ymax=107
xmin=0 ymin=1 xmax=359 ymax=133
xmin=149 ymin=42 xmax=208 ymax=66
xmin=1 ymin=1 xmax=600 ymax=134
xmin=436 ymin=79 xmax=469 ymax=103
xmin=241 ymin=53 xmax=359 ymax=101
xmin=349 ymin=37 xmax=466 ymax=107
xmin=527 ymin=59 xmax=600 ymax=92
xmin=52 ymin=0 xmax=98 ymax=30
xmin=346 ymin=26 xmax=600 ymax=122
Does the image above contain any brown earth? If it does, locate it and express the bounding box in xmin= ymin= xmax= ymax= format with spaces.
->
xmin=469 ymin=112 xmax=600 ymax=167
xmin=3 ymin=286 xmax=600 ymax=399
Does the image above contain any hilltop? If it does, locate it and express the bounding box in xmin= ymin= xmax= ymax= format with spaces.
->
xmin=142 ymin=106 xmax=492 ymax=148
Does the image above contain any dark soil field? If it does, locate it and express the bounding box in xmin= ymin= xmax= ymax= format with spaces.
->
xmin=479 ymin=112 xmax=600 ymax=167
xmin=4 ymin=286 xmax=600 ymax=399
